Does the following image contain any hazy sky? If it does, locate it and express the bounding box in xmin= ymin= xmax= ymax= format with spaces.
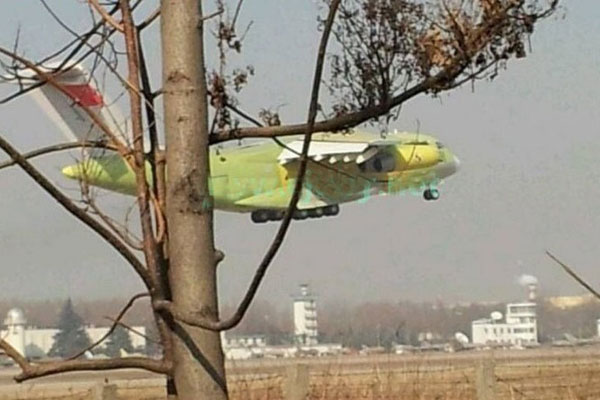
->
xmin=0 ymin=0 xmax=599 ymax=307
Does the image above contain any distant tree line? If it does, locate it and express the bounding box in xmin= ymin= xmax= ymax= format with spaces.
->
xmin=3 ymin=297 xmax=599 ymax=350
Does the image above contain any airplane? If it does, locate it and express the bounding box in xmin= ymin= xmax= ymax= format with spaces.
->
xmin=25 ymin=63 xmax=461 ymax=223
xmin=551 ymin=333 xmax=600 ymax=348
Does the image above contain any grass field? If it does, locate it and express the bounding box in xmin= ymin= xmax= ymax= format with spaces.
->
xmin=1 ymin=347 xmax=600 ymax=399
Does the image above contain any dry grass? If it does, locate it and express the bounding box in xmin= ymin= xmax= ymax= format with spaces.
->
xmin=3 ymin=349 xmax=600 ymax=399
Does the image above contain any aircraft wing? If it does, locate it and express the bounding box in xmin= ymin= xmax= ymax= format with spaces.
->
xmin=234 ymin=184 xmax=329 ymax=210
xmin=277 ymin=139 xmax=385 ymax=165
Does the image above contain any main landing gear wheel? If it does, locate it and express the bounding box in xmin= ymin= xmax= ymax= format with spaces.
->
xmin=308 ymin=208 xmax=324 ymax=218
xmin=423 ymin=188 xmax=440 ymax=201
xmin=293 ymin=209 xmax=310 ymax=220
xmin=323 ymin=204 xmax=340 ymax=216
xmin=251 ymin=210 xmax=270 ymax=223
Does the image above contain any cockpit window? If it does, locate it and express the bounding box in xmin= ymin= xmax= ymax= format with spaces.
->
xmin=436 ymin=141 xmax=445 ymax=149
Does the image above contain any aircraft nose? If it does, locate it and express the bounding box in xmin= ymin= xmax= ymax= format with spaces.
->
xmin=453 ymin=155 xmax=460 ymax=171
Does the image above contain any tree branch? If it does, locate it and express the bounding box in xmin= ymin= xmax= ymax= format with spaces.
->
xmin=0 ymin=335 xmax=168 ymax=383
xmin=0 ymin=141 xmax=114 ymax=171
xmin=14 ymin=357 xmax=168 ymax=383
xmin=546 ymin=250 xmax=600 ymax=301
xmin=210 ymin=63 xmax=464 ymax=144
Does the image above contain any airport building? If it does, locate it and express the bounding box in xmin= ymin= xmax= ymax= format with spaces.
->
xmin=472 ymin=302 xmax=538 ymax=346
xmin=1 ymin=308 xmax=146 ymax=359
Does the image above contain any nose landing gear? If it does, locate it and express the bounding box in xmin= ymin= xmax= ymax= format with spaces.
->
xmin=423 ymin=188 xmax=440 ymax=201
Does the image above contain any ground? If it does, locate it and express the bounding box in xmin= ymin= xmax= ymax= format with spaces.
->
xmin=1 ymin=347 xmax=600 ymax=399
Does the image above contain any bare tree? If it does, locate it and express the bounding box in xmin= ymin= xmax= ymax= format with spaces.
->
xmin=0 ymin=0 xmax=558 ymax=399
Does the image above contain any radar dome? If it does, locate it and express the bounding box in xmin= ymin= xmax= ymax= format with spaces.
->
xmin=4 ymin=308 xmax=26 ymax=326
xmin=454 ymin=332 xmax=469 ymax=344
xmin=490 ymin=311 xmax=503 ymax=321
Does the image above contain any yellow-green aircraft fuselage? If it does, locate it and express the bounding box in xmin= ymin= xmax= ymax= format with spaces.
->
xmin=62 ymin=131 xmax=460 ymax=223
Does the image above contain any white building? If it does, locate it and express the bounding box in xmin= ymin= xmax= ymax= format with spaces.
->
xmin=472 ymin=302 xmax=538 ymax=346
xmin=0 ymin=308 xmax=146 ymax=359
xmin=220 ymin=333 xmax=268 ymax=360
xmin=293 ymin=284 xmax=318 ymax=346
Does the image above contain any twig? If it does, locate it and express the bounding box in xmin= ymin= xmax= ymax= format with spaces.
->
xmin=202 ymin=8 xmax=225 ymax=22
xmin=137 ymin=7 xmax=160 ymax=30
xmin=88 ymin=0 xmax=124 ymax=32
xmin=0 ymin=141 xmax=114 ymax=171
xmin=104 ymin=317 xmax=161 ymax=345
xmin=68 ymin=293 xmax=150 ymax=360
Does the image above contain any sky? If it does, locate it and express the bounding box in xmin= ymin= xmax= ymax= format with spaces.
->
xmin=0 ymin=0 xmax=599 ymax=307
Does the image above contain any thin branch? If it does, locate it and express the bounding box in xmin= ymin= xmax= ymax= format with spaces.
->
xmin=202 ymin=8 xmax=225 ymax=22
xmin=86 ymin=198 xmax=144 ymax=250
xmin=120 ymin=0 xmax=163 ymax=292
xmin=104 ymin=317 xmax=161 ymax=345
xmin=231 ymin=0 xmax=245 ymax=28
xmin=88 ymin=0 xmax=124 ymax=32
xmin=0 ymin=141 xmax=114 ymax=171
xmin=0 ymin=134 xmax=153 ymax=290
xmin=155 ymin=0 xmax=342 ymax=331
xmin=546 ymin=250 xmax=600 ymax=301
xmin=137 ymin=7 xmax=160 ymax=30
xmin=68 ymin=293 xmax=150 ymax=360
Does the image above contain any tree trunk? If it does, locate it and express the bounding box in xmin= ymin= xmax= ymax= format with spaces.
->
xmin=160 ymin=1 xmax=227 ymax=399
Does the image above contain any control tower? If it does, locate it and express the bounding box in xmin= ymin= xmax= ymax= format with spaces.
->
xmin=293 ymin=284 xmax=318 ymax=346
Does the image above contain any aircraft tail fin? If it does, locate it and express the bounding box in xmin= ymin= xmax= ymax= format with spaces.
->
xmin=26 ymin=62 xmax=129 ymax=149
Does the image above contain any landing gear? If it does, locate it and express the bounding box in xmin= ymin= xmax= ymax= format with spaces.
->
xmin=308 ymin=208 xmax=324 ymax=218
xmin=251 ymin=210 xmax=270 ymax=223
xmin=293 ymin=209 xmax=309 ymax=220
xmin=423 ymin=188 xmax=440 ymax=201
xmin=323 ymin=204 xmax=340 ymax=216
xmin=250 ymin=205 xmax=340 ymax=223
xmin=251 ymin=210 xmax=285 ymax=223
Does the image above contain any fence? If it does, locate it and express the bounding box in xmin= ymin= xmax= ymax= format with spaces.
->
xmin=2 ymin=351 xmax=600 ymax=399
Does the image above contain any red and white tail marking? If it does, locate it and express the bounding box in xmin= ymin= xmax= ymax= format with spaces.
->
xmin=61 ymin=83 xmax=104 ymax=107
xmin=27 ymin=62 xmax=128 ymax=150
